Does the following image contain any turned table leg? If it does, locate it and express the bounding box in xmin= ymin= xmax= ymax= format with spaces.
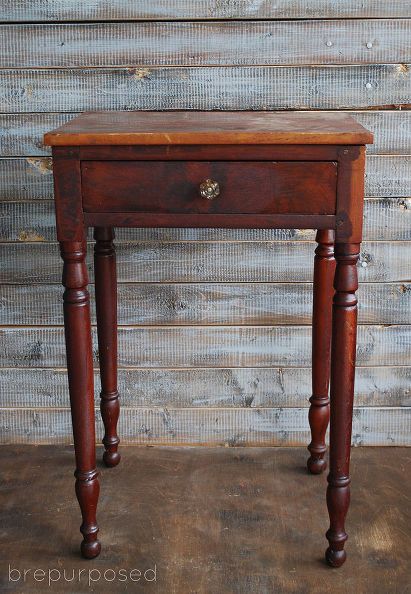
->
xmin=307 ymin=230 xmax=335 ymax=474
xmin=94 ymin=227 xmax=120 ymax=467
xmin=325 ymin=243 xmax=359 ymax=567
xmin=61 ymin=240 xmax=101 ymax=559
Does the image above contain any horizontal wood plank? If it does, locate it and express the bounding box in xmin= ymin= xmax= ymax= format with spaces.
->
xmin=0 ymin=325 xmax=409 ymax=368
xmin=2 ymin=1 xmax=411 ymax=21
xmin=1 ymin=21 xmax=410 ymax=68
xmin=1 ymin=156 xmax=408 ymax=202
xmin=1 ymin=366 xmax=410 ymax=408
xmin=2 ymin=197 xmax=411 ymax=242
xmin=1 ymin=282 xmax=410 ymax=326
xmin=1 ymin=65 xmax=410 ymax=113
xmin=1 ymin=241 xmax=409 ymax=284
xmin=1 ymin=112 xmax=406 ymax=156
xmin=0 ymin=407 xmax=409 ymax=446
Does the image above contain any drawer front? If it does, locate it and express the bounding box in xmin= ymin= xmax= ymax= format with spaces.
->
xmin=82 ymin=161 xmax=337 ymax=215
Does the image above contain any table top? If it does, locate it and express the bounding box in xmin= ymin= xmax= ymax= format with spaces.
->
xmin=44 ymin=111 xmax=373 ymax=146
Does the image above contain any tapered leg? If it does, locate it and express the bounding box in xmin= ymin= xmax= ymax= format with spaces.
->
xmin=307 ymin=230 xmax=335 ymax=474
xmin=61 ymin=240 xmax=101 ymax=559
xmin=94 ymin=227 xmax=120 ymax=467
xmin=325 ymin=243 xmax=359 ymax=567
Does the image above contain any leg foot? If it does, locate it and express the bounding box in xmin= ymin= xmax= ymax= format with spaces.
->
xmin=307 ymin=452 xmax=327 ymax=475
xmin=325 ymin=547 xmax=346 ymax=568
xmin=75 ymin=469 xmax=101 ymax=558
xmin=103 ymin=447 xmax=121 ymax=468
xmin=81 ymin=540 xmax=102 ymax=559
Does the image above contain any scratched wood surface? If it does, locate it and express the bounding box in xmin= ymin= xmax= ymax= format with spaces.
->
xmin=1 ymin=325 xmax=410 ymax=367
xmin=0 ymin=2 xmax=409 ymax=446
xmin=1 ymin=241 xmax=410 ymax=283
xmin=1 ymin=21 xmax=410 ymax=68
xmin=0 ymin=408 xmax=410 ymax=446
xmin=1 ymin=282 xmax=410 ymax=326
xmin=1 ymin=111 xmax=409 ymax=155
xmin=1 ymin=367 xmax=410 ymax=408
xmin=1 ymin=66 xmax=410 ymax=113
xmin=1 ymin=447 xmax=410 ymax=593
xmin=2 ymin=1 xmax=411 ymax=20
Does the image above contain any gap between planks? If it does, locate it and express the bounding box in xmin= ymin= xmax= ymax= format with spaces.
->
xmin=0 ymin=364 xmax=410 ymax=370
xmin=2 ymin=2 xmax=411 ymax=21
xmin=0 ymin=406 xmax=408 ymax=411
xmin=0 ymin=62 xmax=410 ymax=69
xmin=2 ymin=18 xmax=411 ymax=24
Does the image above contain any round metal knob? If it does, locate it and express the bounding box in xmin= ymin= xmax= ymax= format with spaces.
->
xmin=199 ymin=179 xmax=220 ymax=200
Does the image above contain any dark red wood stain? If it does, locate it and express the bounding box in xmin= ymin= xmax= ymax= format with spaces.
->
xmin=82 ymin=161 xmax=337 ymax=215
xmin=45 ymin=111 xmax=372 ymax=564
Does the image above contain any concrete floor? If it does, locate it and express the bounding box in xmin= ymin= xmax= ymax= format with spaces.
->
xmin=0 ymin=446 xmax=410 ymax=593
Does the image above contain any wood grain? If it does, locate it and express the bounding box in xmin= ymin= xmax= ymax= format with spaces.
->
xmin=0 ymin=407 xmax=409 ymax=446
xmin=2 ymin=1 xmax=411 ymax=21
xmin=2 ymin=198 xmax=411 ymax=242
xmin=1 ymin=66 xmax=410 ymax=113
xmin=1 ymin=21 xmax=410 ymax=68
xmin=0 ymin=158 xmax=54 ymax=202
xmin=1 ymin=4 xmax=409 ymax=449
xmin=1 ymin=446 xmax=410 ymax=594
xmin=81 ymin=159 xmax=337 ymax=213
xmin=0 ymin=325 xmax=409 ymax=368
xmin=1 ymin=446 xmax=410 ymax=593
xmin=1 ymin=282 xmax=410 ymax=326
xmin=1 ymin=241 xmax=409 ymax=284
xmin=2 ymin=111 xmax=405 ymax=156
xmin=46 ymin=111 xmax=371 ymax=146
xmin=1 ymin=156 xmax=409 ymax=202
xmin=1 ymin=366 xmax=410 ymax=408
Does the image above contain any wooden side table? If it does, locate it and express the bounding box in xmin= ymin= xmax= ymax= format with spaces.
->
xmin=44 ymin=111 xmax=373 ymax=566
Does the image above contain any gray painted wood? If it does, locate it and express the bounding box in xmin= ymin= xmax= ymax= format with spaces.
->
xmin=1 ymin=21 xmax=410 ymax=68
xmin=365 ymin=157 xmax=411 ymax=198
xmin=1 ymin=111 xmax=407 ymax=156
xmin=2 ymin=1 xmax=411 ymax=21
xmin=0 ymin=325 xmax=409 ymax=368
xmin=0 ymin=158 xmax=53 ymax=202
xmin=0 ymin=407 xmax=409 ymax=446
xmin=1 ymin=282 xmax=410 ymax=326
xmin=1 ymin=367 xmax=410 ymax=408
xmin=1 ymin=65 xmax=410 ymax=113
xmin=2 ymin=198 xmax=411 ymax=242
xmin=1 ymin=155 xmax=409 ymax=202
xmin=1 ymin=241 xmax=410 ymax=284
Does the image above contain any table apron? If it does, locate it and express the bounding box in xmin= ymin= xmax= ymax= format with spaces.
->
xmin=83 ymin=212 xmax=336 ymax=229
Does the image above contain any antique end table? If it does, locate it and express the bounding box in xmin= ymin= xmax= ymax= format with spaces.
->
xmin=44 ymin=111 xmax=373 ymax=566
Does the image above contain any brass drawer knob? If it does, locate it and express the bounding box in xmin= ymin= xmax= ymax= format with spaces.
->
xmin=199 ymin=179 xmax=220 ymax=200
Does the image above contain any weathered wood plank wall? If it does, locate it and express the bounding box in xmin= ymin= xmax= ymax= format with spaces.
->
xmin=2 ymin=2 xmax=411 ymax=21
xmin=0 ymin=2 xmax=410 ymax=446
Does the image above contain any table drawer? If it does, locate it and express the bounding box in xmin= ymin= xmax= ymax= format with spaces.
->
xmin=82 ymin=161 xmax=337 ymax=215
